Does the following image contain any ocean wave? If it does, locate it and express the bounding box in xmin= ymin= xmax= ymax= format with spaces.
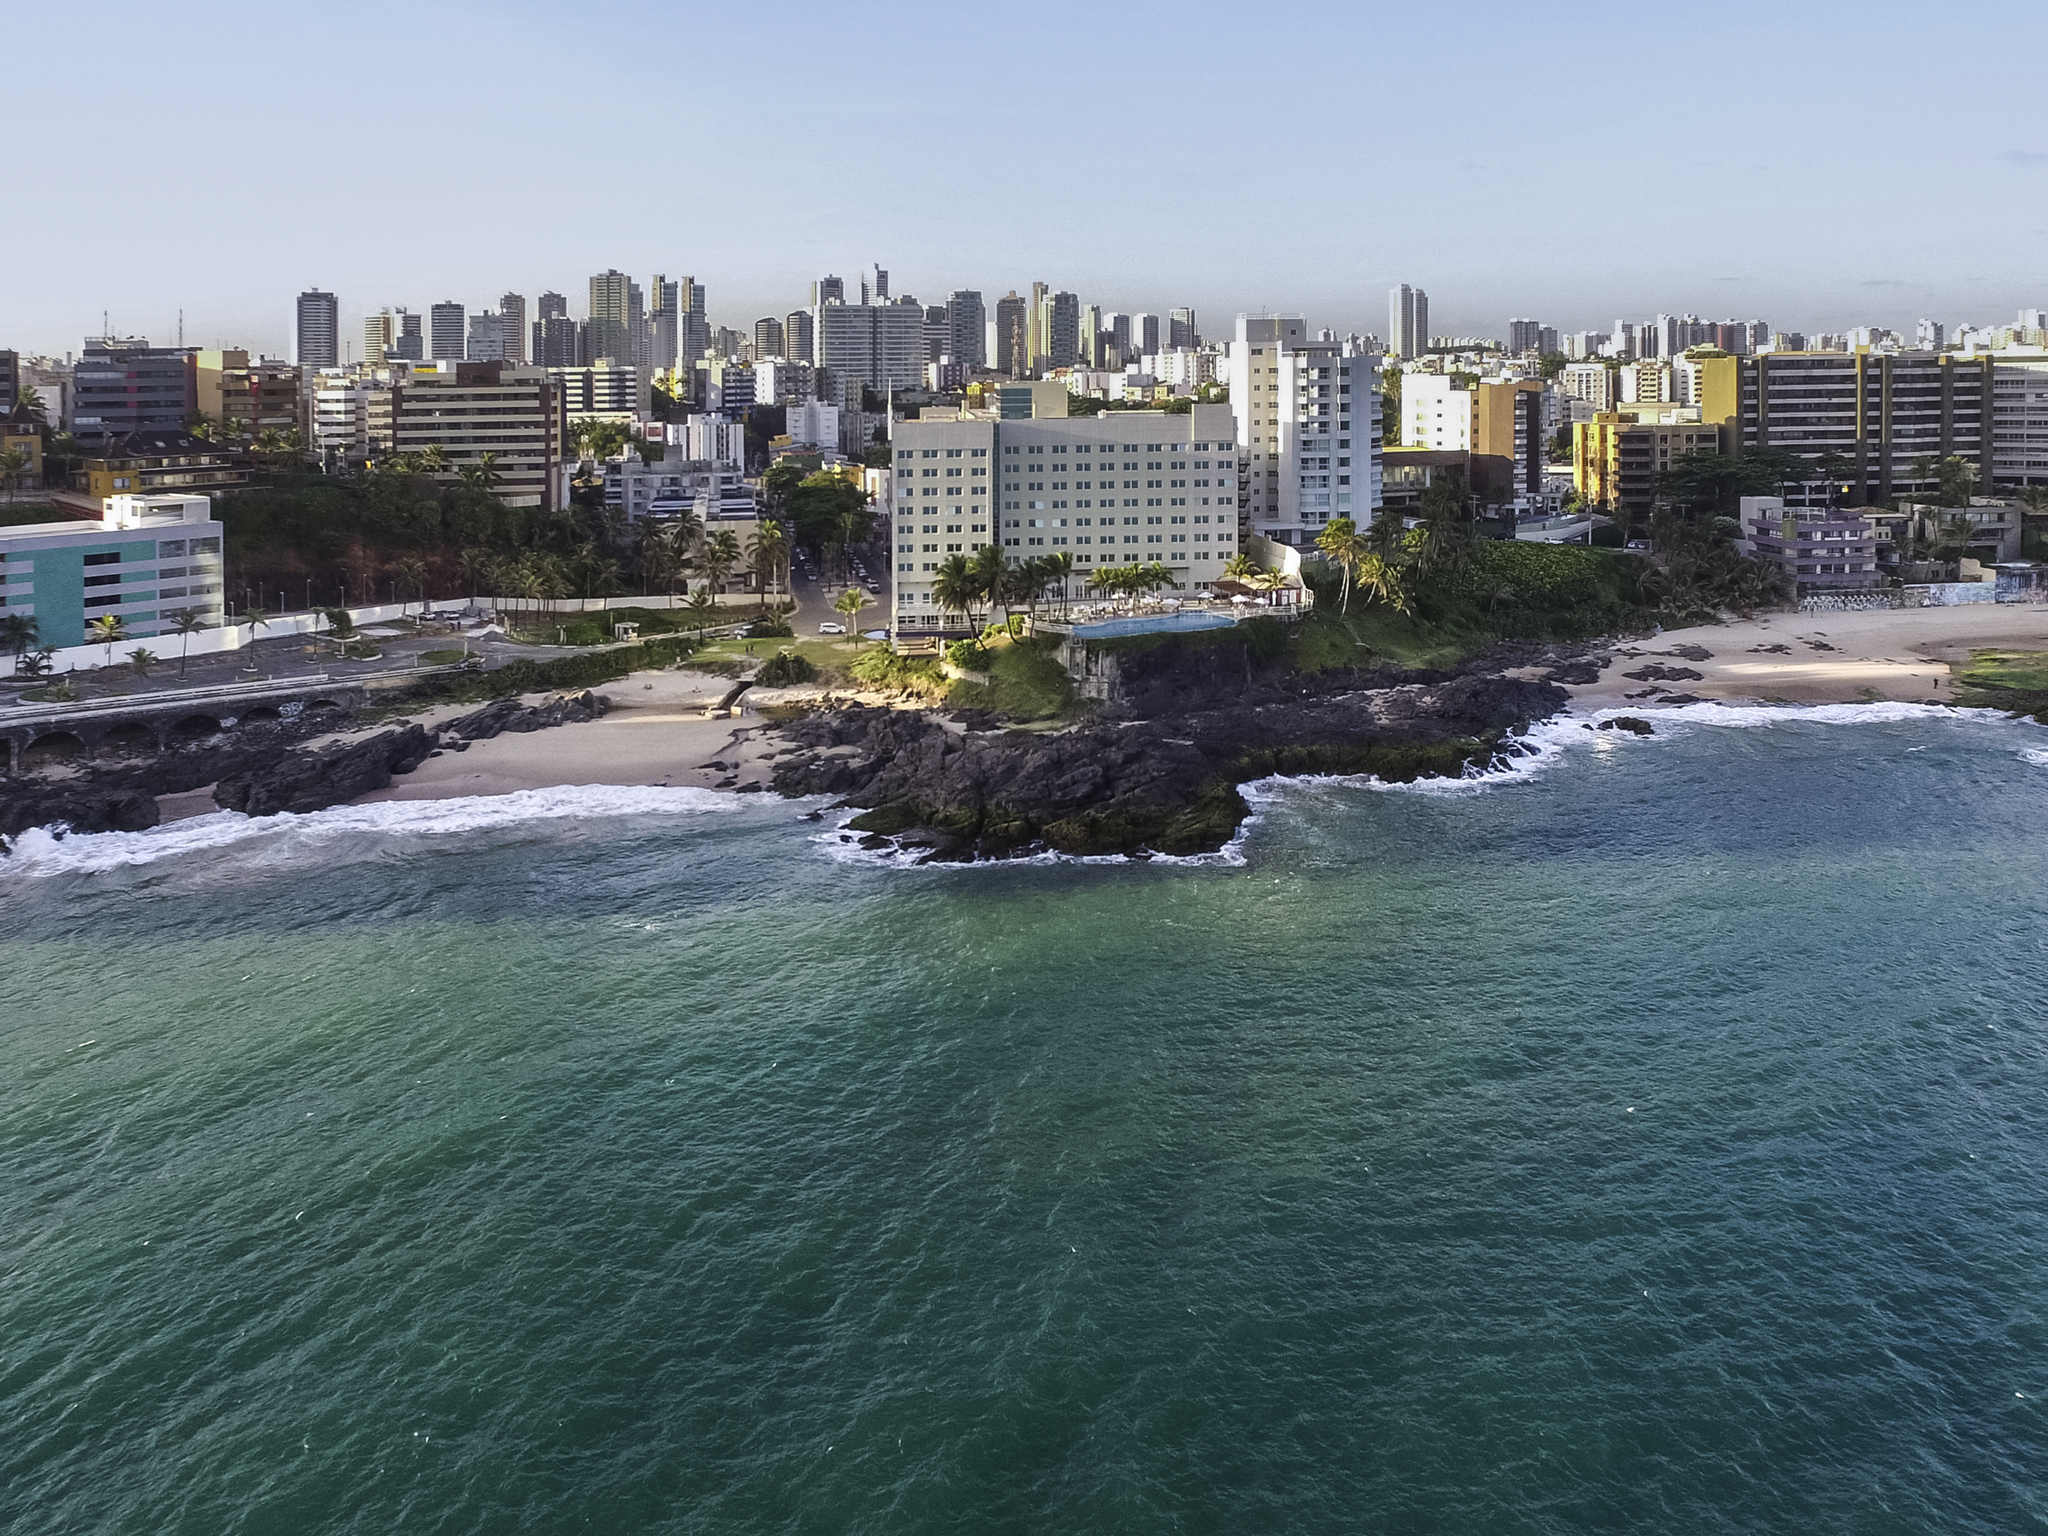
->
xmin=811 ymin=812 xmax=1250 ymax=872
xmin=1598 ymin=699 xmax=1989 ymax=730
xmin=1 ymin=784 xmax=743 ymax=879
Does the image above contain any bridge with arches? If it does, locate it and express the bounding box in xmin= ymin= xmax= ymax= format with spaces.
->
xmin=0 ymin=679 xmax=367 ymax=777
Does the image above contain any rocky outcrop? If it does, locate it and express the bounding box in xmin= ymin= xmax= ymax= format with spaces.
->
xmin=214 ymin=725 xmax=433 ymax=816
xmin=443 ymin=691 xmax=609 ymax=741
xmin=1621 ymin=664 xmax=1704 ymax=683
xmin=0 ymin=786 xmax=162 ymax=839
xmin=775 ymin=673 xmax=1568 ymax=862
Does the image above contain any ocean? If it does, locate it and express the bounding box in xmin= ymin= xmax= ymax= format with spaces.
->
xmin=4 ymin=705 xmax=2046 ymax=1534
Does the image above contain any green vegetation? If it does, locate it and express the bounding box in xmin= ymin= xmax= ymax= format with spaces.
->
xmin=377 ymin=633 xmax=705 ymax=710
xmin=943 ymin=639 xmax=992 ymax=671
xmin=0 ymin=502 xmax=69 ymax=529
xmin=848 ymin=649 xmax=948 ymax=699
xmin=1952 ymin=649 xmax=2048 ymax=714
xmin=945 ymin=636 xmax=1073 ymax=721
xmin=419 ymin=649 xmax=468 ymax=665
xmin=756 ymin=649 xmax=816 ymax=686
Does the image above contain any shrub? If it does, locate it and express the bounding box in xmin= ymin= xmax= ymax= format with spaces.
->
xmin=745 ymin=616 xmax=794 ymax=639
xmin=325 ymin=607 xmax=356 ymax=638
xmin=944 ymin=639 xmax=993 ymax=672
xmin=850 ymin=649 xmax=948 ymax=697
xmin=756 ymin=648 xmax=815 ymax=686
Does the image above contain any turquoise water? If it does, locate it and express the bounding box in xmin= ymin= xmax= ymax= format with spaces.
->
xmin=4 ymin=707 xmax=2047 ymax=1533
xmin=1069 ymin=609 xmax=1238 ymax=639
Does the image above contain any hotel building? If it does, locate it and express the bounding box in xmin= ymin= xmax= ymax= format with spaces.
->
xmin=1228 ymin=317 xmax=1382 ymax=549
xmin=888 ymin=401 xmax=1239 ymax=633
xmin=0 ymin=494 xmax=224 ymax=650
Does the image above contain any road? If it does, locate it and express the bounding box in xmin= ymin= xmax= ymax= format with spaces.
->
xmin=788 ymin=532 xmax=891 ymax=638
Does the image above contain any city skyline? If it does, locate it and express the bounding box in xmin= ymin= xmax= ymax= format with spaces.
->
xmin=10 ymin=0 xmax=2047 ymax=356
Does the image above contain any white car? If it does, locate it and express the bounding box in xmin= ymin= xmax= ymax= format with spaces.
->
xmin=818 ymin=622 xmax=847 ymax=635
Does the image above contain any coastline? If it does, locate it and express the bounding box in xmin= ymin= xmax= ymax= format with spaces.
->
xmin=126 ymin=603 xmax=2048 ymax=836
xmin=1555 ymin=603 xmax=2048 ymax=710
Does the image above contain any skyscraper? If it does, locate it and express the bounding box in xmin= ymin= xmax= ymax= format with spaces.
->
xmin=650 ymin=275 xmax=681 ymax=371
xmin=466 ymin=310 xmax=505 ymax=362
xmin=499 ymin=293 xmax=527 ymax=365
xmin=587 ymin=270 xmax=641 ymax=365
xmin=1389 ymin=285 xmax=1429 ymax=360
xmin=678 ymin=277 xmax=709 ymax=367
xmin=812 ymin=275 xmax=844 ymax=307
xmin=1507 ymin=318 xmax=1543 ymax=354
xmin=296 ymin=288 xmax=339 ymax=368
xmin=923 ymin=304 xmax=950 ymax=366
xmin=429 ymin=301 xmax=466 ymax=361
xmin=1027 ymin=281 xmax=1050 ymax=370
xmin=1168 ymin=308 xmax=1198 ymax=349
xmin=995 ymin=292 xmax=1028 ymax=379
xmin=1045 ymin=291 xmax=1080 ymax=368
xmin=363 ymin=310 xmax=394 ymax=368
xmin=392 ymin=309 xmax=424 ymax=362
xmin=947 ymin=290 xmax=986 ymax=369
xmin=754 ymin=317 xmax=786 ymax=358
xmin=784 ymin=309 xmax=814 ymax=365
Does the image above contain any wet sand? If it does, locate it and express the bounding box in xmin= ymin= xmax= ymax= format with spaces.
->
xmin=1563 ymin=604 xmax=2048 ymax=709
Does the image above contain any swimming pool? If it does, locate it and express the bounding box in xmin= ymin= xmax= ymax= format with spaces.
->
xmin=1068 ymin=610 xmax=1239 ymax=640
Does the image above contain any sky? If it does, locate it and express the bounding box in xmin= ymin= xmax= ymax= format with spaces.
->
xmin=6 ymin=0 xmax=2046 ymax=359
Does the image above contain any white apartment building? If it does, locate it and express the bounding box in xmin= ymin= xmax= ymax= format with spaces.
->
xmin=814 ymin=300 xmax=925 ymax=393
xmin=1559 ymin=362 xmax=1616 ymax=410
xmin=310 ymin=371 xmax=373 ymax=461
xmin=604 ymin=452 xmax=749 ymax=523
xmin=1401 ymin=373 xmax=1474 ymax=452
xmin=888 ymin=402 xmax=1239 ymax=633
xmin=1990 ymin=351 xmax=2048 ymax=487
xmin=1228 ymin=317 xmax=1382 ymax=549
xmin=785 ymin=400 xmax=840 ymax=451
xmin=754 ymin=359 xmax=816 ymax=406
xmin=682 ymin=414 xmax=744 ymax=469
xmin=0 ymin=493 xmax=224 ymax=650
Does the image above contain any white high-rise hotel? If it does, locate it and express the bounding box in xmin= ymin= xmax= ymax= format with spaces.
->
xmin=1389 ymin=283 xmax=1429 ymax=360
xmin=888 ymin=403 xmax=1240 ymax=632
xmin=1228 ymin=317 xmax=1382 ymax=551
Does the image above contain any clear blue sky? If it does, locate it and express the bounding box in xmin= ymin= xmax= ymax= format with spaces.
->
xmin=8 ymin=0 xmax=2045 ymax=357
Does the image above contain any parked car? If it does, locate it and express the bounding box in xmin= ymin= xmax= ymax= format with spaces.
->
xmin=818 ymin=622 xmax=846 ymax=635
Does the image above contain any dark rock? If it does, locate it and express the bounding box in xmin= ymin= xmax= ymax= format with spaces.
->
xmin=735 ymin=781 xmax=764 ymax=793
xmin=1805 ymin=640 xmax=1838 ymax=652
xmin=1748 ymin=643 xmax=1793 ymax=655
xmin=1655 ymin=692 xmax=1706 ymax=705
xmin=1543 ymin=659 xmax=1607 ymax=685
xmin=798 ymin=808 xmax=824 ymax=822
xmin=0 ymin=787 xmax=161 ymax=841
xmin=1659 ymin=644 xmax=1715 ymax=662
xmin=1621 ymin=664 xmax=1704 ymax=683
xmin=214 ymin=725 xmax=432 ymax=817
xmin=443 ymin=690 xmax=610 ymax=742
xmin=770 ymin=674 xmax=1569 ymax=862
xmin=1599 ymin=716 xmax=1655 ymax=736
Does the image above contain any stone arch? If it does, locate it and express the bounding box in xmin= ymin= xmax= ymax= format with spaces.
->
xmin=239 ymin=705 xmax=283 ymax=726
xmin=168 ymin=713 xmax=223 ymax=744
xmin=21 ymin=731 xmax=88 ymax=771
xmin=99 ymin=722 xmax=157 ymax=758
xmin=304 ymin=697 xmax=344 ymax=714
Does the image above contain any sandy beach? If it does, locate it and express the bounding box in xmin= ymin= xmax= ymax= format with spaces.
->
xmin=354 ymin=669 xmax=803 ymax=805
xmin=1560 ymin=603 xmax=2048 ymax=710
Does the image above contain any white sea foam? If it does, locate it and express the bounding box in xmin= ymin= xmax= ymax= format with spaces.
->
xmin=2022 ymin=747 xmax=2048 ymax=769
xmin=0 ymin=784 xmax=742 ymax=878
xmin=810 ymin=809 xmax=1250 ymax=871
xmin=1593 ymin=699 xmax=1986 ymax=730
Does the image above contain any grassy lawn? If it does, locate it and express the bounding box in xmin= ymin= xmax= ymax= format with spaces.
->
xmin=947 ymin=635 xmax=1074 ymax=721
xmin=694 ymin=635 xmax=865 ymax=670
xmin=1953 ymin=649 xmax=2048 ymax=707
xmin=1294 ymin=606 xmax=1490 ymax=672
xmin=419 ymin=648 xmax=469 ymax=665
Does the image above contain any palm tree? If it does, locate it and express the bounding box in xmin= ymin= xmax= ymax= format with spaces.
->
xmin=686 ymin=589 xmax=719 ymax=635
xmin=1315 ymin=516 xmax=1371 ymax=612
xmin=1223 ymin=552 xmax=1261 ymax=582
xmin=834 ymin=586 xmax=872 ymax=644
xmin=241 ymin=609 xmax=273 ymax=668
xmin=169 ymin=608 xmax=208 ymax=676
xmin=87 ymin=614 xmax=126 ymax=670
xmin=127 ymin=647 xmax=159 ymax=679
xmin=458 ymin=546 xmax=493 ymax=601
xmin=419 ymin=445 xmax=448 ymax=476
xmin=0 ymin=446 xmax=29 ymax=504
xmin=14 ymin=647 xmax=53 ymax=679
xmin=749 ymin=519 xmax=790 ymax=604
xmin=1043 ymin=551 xmax=1076 ymax=615
xmin=969 ymin=545 xmax=1008 ymax=623
xmin=1356 ymin=552 xmax=1411 ymax=615
xmin=393 ymin=555 xmax=429 ymax=610
xmin=10 ymin=386 xmax=47 ymax=431
xmin=1250 ymin=568 xmax=1289 ymax=606
xmin=931 ymin=553 xmax=980 ymax=632
xmin=0 ymin=613 xmax=38 ymax=664
xmin=703 ymin=530 xmax=741 ymax=595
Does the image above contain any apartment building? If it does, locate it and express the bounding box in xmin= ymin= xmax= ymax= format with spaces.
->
xmin=311 ymin=371 xmax=373 ymax=462
xmin=1228 ymin=317 xmax=1381 ymax=550
xmin=1559 ymin=362 xmax=1616 ymax=410
xmin=603 ymin=450 xmax=749 ymax=523
xmin=429 ymin=302 xmax=466 ymax=362
xmin=1989 ymin=352 xmax=2048 ymax=487
xmin=1389 ymin=284 xmax=1429 ymax=360
xmin=194 ymin=350 xmax=302 ymax=438
xmin=73 ymin=432 xmax=249 ymax=503
xmin=1572 ymin=405 xmax=1722 ymax=523
xmin=0 ymin=493 xmax=224 ymax=649
xmin=1738 ymin=496 xmax=1877 ymax=591
xmin=1691 ymin=351 xmax=1994 ymax=504
xmin=888 ymin=402 xmax=1239 ymax=632
xmin=814 ymin=300 xmax=925 ymax=393
xmin=1402 ymin=374 xmax=1474 ymax=452
xmin=547 ymin=361 xmax=647 ymax=418
xmin=295 ymin=289 xmax=339 ymax=369
xmin=73 ymin=340 xmax=195 ymax=439
xmin=390 ymin=362 xmax=558 ymax=509
xmin=1474 ymin=379 xmax=1545 ymax=501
